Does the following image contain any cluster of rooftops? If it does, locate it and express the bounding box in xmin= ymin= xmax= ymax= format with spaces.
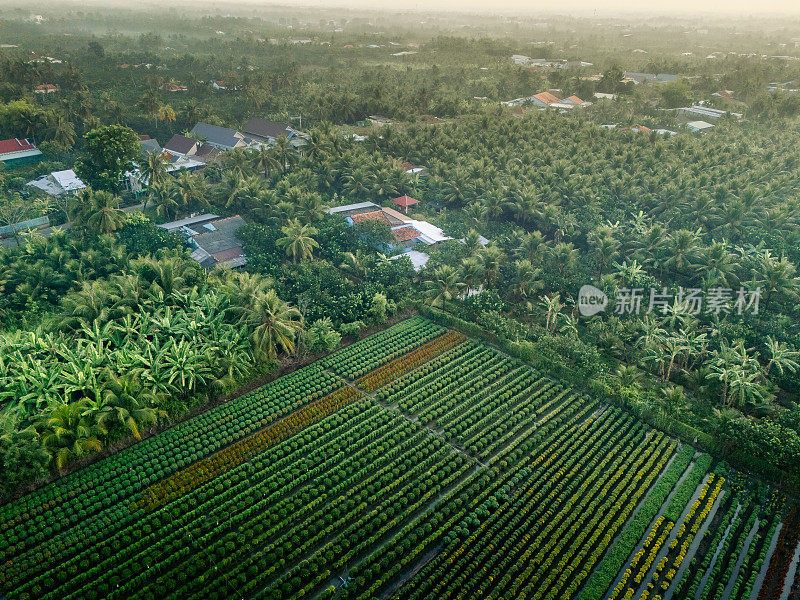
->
xmin=325 ymin=200 xmax=487 ymax=272
xmin=503 ymin=90 xmax=591 ymax=110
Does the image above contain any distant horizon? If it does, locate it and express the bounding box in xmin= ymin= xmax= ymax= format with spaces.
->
xmin=22 ymin=0 xmax=800 ymax=18
xmin=257 ymin=0 xmax=800 ymax=16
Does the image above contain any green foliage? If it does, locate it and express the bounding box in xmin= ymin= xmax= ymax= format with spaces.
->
xmin=367 ymin=292 xmax=389 ymax=324
xmin=0 ymin=412 xmax=50 ymax=498
xmin=75 ymin=125 xmax=141 ymax=191
xmin=358 ymin=219 xmax=394 ymax=249
xmin=664 ymin=453 xmax=713 ymax=522
xmin=578 ymin=445 xmax=695 ymax=600
xmin=306 ymin=318 xmax=342 ymax=354
xmin=117 ymin=212 xmax=186 ymax=256
xmin=339 ymin=320 xmax=365 ymax=339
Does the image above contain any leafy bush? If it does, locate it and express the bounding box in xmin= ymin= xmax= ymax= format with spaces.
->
xmin=306 ymin=318 xmax=342 ymax=354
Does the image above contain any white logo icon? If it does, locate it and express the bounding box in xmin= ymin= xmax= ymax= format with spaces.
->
xmin=578 ymin=285 xmax=608 ymax=316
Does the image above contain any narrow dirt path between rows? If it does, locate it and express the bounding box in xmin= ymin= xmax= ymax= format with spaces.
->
xmin=632 ymin=475 xmax=717 ymax=600
xmin=604 ymin=455 xmax=700 ymax=596
xmin=721 ymin=516 xmax=761 ymax=600
xmin=749 ymin=522 xmax=784 ymax=600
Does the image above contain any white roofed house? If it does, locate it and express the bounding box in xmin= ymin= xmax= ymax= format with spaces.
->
xmin=686 ymin=120 xmax=714 ymax=133
xmin=677 ymin=105 xmax=743 ymax=121
xmin=26 ymin=170 xmax=86 ymax=196
xmin=326 ymin=201 xmax=453 ymax=271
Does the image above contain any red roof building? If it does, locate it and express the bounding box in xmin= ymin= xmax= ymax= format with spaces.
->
xmin=0 ymin=138 xmax=36 ymax=154
xmin=532 ymin=91 xmax=561 ymax=105
xmin=393 ymin=195 xmax=420 ymax=213
xmin=0 ymin=138 xmax=43 ymax=166
xmin=349 ymin=210 xmax=392 ymax=226
xmin=391 ymin=225 xmax=422 ymax=243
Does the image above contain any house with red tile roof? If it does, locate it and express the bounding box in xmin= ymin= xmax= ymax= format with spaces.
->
xmin=0 ymin=138 xmax=43 ymax=167
xmin=564 ymin=95 xmax=587 ymax=105
xmin=349 ymin=210 xmax=391 ymax=225
xmin=391 ymin=225 xmax=422 ymax=244
xmin=531 ymin=91 xmax=561 ymax=106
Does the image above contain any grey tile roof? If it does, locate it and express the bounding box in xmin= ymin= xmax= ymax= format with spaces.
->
xmin=192 ymin=215 xmax=246 ymax=255
xmin=164 ymin=134 xmax=197 ymax=155
xmin=140 ymin=138 xmax=163 ymax=156
xmin=190 ymin=122 xmax=244 ymax=149
xmin=242 ymin=118 xmax=294 ymax=141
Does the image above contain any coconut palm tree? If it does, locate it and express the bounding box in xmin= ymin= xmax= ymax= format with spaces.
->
xmin=515 ymin=230 xmax=549 ymax=265
xmin=423 ymin=265 xmax=465 ymax=309
xmin=540 ymin=293 xmax=563 ymax=334
xmin=50 ymin=115 xmax=76 ymax=149
xmin=589 ymin=228 xmax=620 ymax=278
xmin=150 ymin=179 xmax=181 ymax=221
xmin=273 ymin=135 xmax=298 ymax=174
xmin=157 ymin=104 xmax=176 ymax=128
xmin=342 ymin=169 xmax=371 ymax=200
xmin=174 ymin=170 xmax=208 ymax=212
xmin=465 ymin=202 xmax=489 ymax=227
xmin=254 ymin=145 xmax=280 ymax=179
xmin=38 ymin=401 xmax=103 ymax=470
xmin=140 ymin=151 xmax=169 ymax=205
xmin=247 ymin=289 xmax=303 ymax=359
xmin=296 ymin=193 xmax=325 ymax=224
xmin=85 ymin=374 xmax=163 ymax=440
xmin=460 ymin=256 xmax=485 ymax=297
xmin=277 ymin=219 xmax=319 ymax=263
xmin=763 ymin=337 xmax=800 ymax=378
xmin=132 ymin=253 xmax=194 ymax=298
xmin=478 ymin=245 xmax=504 ymax=288
xmin=513 ymin=259 xmax=543 ymax=301
xmin=664 ymin=229 xmax=702 ymax=277
xmin=340 ymin=250 xmax=369 ymax=280
xmin=756 ymin=251 xmax=799 ymax=308
xmin=74 ymin=188 xmax=126 ymax=235
xmin=302 ymin=128 xmax=331 ymax=162
xmin=137 ymin=89 xmax=162 ymax=126
xmin=700 ymin=240 xmax=739 ymax=289
xmin=550 ymin=242 xmax=579 ymax=279
xmin=440 ymin=174 xmax=471 ymax=207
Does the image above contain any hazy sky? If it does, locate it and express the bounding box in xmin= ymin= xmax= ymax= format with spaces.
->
xmin=239 ymin=0 xmax=800 ymax=15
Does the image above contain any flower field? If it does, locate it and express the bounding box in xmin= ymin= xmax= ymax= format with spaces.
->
xmin=2 ymin=317 xmax=799 ymax=600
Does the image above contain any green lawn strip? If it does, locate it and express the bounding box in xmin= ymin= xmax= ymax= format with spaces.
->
xmin=664 ymin=453 xmax=714 ymax=522
xmin=578 ymin=444 xmax=695 ymax=600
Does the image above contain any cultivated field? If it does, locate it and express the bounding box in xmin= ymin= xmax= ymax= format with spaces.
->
xmin=1 ymin=317 xmax=799 ymax=600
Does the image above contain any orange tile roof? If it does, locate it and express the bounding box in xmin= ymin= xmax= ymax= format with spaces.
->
xmin=567 ymin=95 xmax=584 ymax=104
xmin=630 ymin=125 xmax=652 ymax=134
xmin=350 ymin=210 xmax=391 ymax=225
xmin=533 ymin=91 xmax=560 ymax=105
xmin=391 ymin=225 xmax=421 ymax=242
